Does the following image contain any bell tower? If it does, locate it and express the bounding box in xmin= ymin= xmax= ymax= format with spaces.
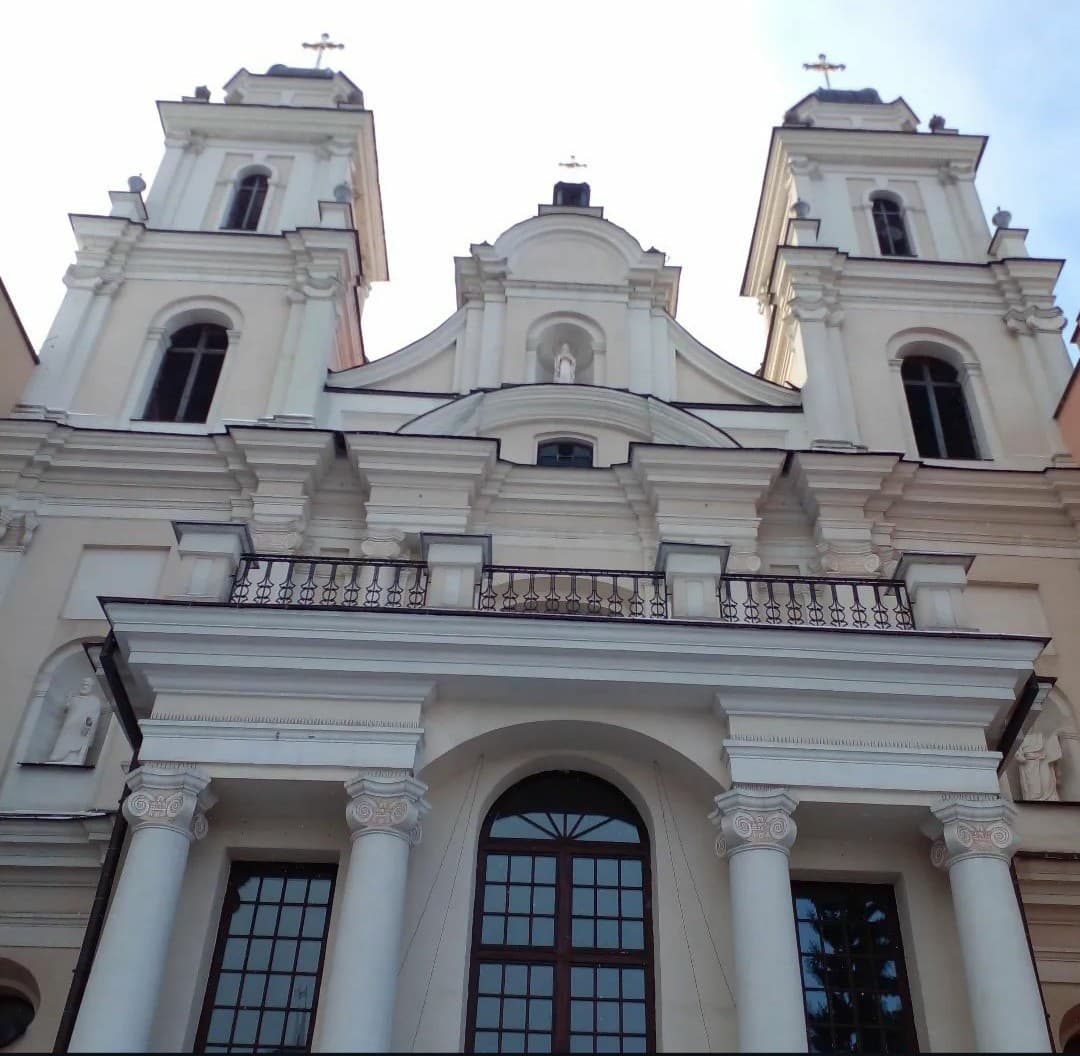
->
xmin=19 ymin=62 xmax=388 ymax=429
xmin=743 ymin=87 xmax=1072 ymax=464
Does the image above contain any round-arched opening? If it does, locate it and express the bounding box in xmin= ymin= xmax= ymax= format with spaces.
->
xmin=870 ymin=193 xmax=914 ymax=258
xmin=144 ymin=322 xmax=229 ymax=424
xmin=223 ymin=168 xmax=270 ymax=232
xmin=900 ymin=353 xmax=978 ymax=459
xmin=467 ymin=770 xmax=654 ymax=1053
xmin=0 ymin=960 xmax=38 ymax=1051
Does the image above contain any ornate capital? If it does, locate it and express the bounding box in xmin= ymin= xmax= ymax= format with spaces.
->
xmin=344 ymin=775 xmax=429 ymax=846
xmin=710 ymin=786 xmax=798 ymax=859
xmin=929 ymin=796 xmax=1016 ymax=870
xmin=123 ymin=765 xmax=214 ymax=841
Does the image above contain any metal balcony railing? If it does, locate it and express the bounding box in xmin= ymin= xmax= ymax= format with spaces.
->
xmin=227 ymin=554 xmax=915 ymax=630
xmin=717 ymin=574 xmax=914 ymax=631
xmin=230 ymin=555 xmax=429 ymax=610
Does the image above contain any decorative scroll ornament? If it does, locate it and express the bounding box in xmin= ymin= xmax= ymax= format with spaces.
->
xmin=122 ymin=765 xmax=214 ymax=841
xmin=929 ymin=796 xmax=1016 ymax=870
xmin=345 ymin=776 xmax=429 ymax=846
xmin=710 ymin=787 xmax=798 ymax=859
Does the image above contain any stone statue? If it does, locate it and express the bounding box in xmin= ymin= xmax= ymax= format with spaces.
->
xmin=553 ymin=343 xmax=576 ymax=384
xmin=47 ymin=678 xmax=102 ymax=766
xmin=1016 ymin=731 xmax=1062 ymax=801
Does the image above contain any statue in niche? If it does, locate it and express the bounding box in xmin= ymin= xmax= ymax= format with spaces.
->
xmin=553 ymin=343 xmax=577 ymax=384
xmin=1016 ymin=730 xmax=1062 ymax=801
xmin=46 ymin=678 xmax=102 ymax=766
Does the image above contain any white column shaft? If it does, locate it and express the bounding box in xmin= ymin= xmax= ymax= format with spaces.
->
xmin=317 ymin=831 xmax=410 ymax=1051
xmin=947 ymin=854 xmax=1049 ymax=1052
xmin=69 ymin=824 xmax=192 ymax=1052
xmin=729 ymin=846 xmax=808 ymax=1051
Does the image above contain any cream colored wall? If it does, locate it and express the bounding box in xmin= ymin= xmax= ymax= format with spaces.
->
xmin=841 ymin=308 xmax=1059 ymax=461
xmin=2 ymin=945 xmax=77 ymax=1053
xmin=0 ymin=288 xmax=35 ymax=415
xmin=138 ymin=723 xmax=977 ymax=1051
xmin=70 ymin=279 xmax=290 ymax=425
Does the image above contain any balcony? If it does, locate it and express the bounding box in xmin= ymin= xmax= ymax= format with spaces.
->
xmin=226 ymin=554 xmax=916 ymax=631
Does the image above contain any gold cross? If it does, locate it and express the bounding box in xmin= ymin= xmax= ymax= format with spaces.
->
xmin=302 ymin=33 xmax=345 ymax=69
xmin=802 ymin=53 xmax=846 ymax=89
xmin=558 ymin=154 xmax=588 ymax=173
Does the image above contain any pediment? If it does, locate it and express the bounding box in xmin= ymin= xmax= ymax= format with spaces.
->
xmin=398 ymin=385 xmax=739 ymax=461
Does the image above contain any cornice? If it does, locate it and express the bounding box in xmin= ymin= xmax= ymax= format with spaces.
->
xmin=158 ymin=99 xmax=374 ymax=142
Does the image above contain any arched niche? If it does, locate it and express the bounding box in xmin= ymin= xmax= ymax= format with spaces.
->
xmin=526 ymin=313 xmax=606 ymax=385
xmin=18 ymin=642 xmax=109 ymax=767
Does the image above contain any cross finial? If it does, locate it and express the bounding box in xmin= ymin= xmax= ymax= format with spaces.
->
xmin=302 ymin=32 xmax=345 ymax=69
xmin=802 ymin=52 xmax=846 ymax=89
xmin=558 ymin=154 xmax=588 ymax=173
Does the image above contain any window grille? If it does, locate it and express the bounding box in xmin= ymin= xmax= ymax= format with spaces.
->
xmin=901 ymin=356 xmax=978 ymax=459
xmin=871 ymin=197 xmax=914 ymax=257
xmin=224 ymin=172 xmax=269 ymax=232
xmin=143 ymin=323 xmax=228 ymax=423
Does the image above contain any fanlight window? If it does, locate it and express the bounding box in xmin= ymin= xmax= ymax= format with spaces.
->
xmin=537 ymin=440 xmax=594 ymax=468
xmin=143 ymin=323 xmax=228 ymax=423
xmin=468 ymin=771 xmax=654 ymax=1054
xmin=223 ymin=172 xmax=269 ymax=232
xmin=901 ymin=355 xmax=978 ymax=459
xmin=871 ymin=196 xmax=914 ymax=257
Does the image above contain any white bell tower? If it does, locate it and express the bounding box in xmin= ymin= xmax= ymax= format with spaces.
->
xmin=20 ymin=61 xmax=388 ymax=429
xmin=744 ymin=86 xmax=1072 ymax=464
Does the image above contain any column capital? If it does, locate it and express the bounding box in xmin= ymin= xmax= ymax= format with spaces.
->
xmin=928 ymin=795 xmax=1017 ymax=870
xmin=710 ymin=785 xmax=798 ymax=859
xmin=123 ymin=764 xmax=214 ymax=841
xmin=344 ymin=774 xmax=429 ymax=845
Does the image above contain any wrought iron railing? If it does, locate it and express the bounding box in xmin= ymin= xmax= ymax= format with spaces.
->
xmin=230 ymin=555 xmax=429 ymax=609
xmin=227 ymin=555 xmax=915 ymax=630
xmin=477 ymin=566 xmax=669 ymax=619
xmin=717 ymin=574 xmax=914 ymax=630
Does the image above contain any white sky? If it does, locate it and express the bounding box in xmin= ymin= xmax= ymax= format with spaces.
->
xmin=2 ymin=0 xmax=1077 ymax=374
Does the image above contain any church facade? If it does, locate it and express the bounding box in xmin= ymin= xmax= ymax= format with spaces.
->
xmin=0 ymin=62 xmax=1079 ymax=1054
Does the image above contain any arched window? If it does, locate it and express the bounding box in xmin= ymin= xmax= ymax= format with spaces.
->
xmin=901 ymin=356 xmax=978 ymax=459
xmin=223 ymin=171 xmax=269 ymax=232
xmin=467 ymin=771 xmax=654 ymax=1054
xmin=871 ymin=196 xmax=914 ymax=257
xmin=143 ymin=323 xmax=228 ymax=423
xmin=537 ymin=440 xmax=594 ymax=468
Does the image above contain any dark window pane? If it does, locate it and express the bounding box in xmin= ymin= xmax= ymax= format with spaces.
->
xmin=904 ymin=382 xmax=940 ymax=457
xmin=143 ymin=324 xmax=228 ymax=423
xmin=537 ymin=440 xmax=594 ymax=468
xmin=225 ymin=173 xmax=269 ymax=231
xmin=470 ymin=773 xmax=653 ymax=1053
xmin=937 ymin=385 xmax=977 ymax=458
xmin=196 ymin=864 xmax=335 ymax=1054
xmin=792 ymin=882 xmax=918 ymax=1054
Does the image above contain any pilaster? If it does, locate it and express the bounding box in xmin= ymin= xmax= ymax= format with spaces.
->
xmin=229 ymin=428 xmax=335 ymax=552
xmin=630 ymin=448 xmax=784 ymax=572
xmin=347 ymin=434 xmax=498 ymax=540
xmin=790 ymin=451 xmax=900 ymax=574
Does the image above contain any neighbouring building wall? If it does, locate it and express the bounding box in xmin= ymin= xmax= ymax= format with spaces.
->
xmin=0 ymin=279 xmax=37 ymax=415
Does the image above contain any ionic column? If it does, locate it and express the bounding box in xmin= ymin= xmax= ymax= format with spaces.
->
xmin=929 ymin=797 xmax=1050 ymax=1052
xmin=70 ymin=766 xmax=213 ymax=1052
xmin=710 ymin=787 xmax=807 ymax=1052
xmin=316 ymin=776 xmax=429 ymax=1053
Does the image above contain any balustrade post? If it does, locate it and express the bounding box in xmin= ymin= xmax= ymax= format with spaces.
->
xmin=656 ymin=541 xmax=729 ymax=619
xmin=171 ymin=522 xmax=251 ymax=602
xmin=421 ymin=533 xmax=490 ymax=609
xmin=895 ymin=552 xmax=974 ymax=631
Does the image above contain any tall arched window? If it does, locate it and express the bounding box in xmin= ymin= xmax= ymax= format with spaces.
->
xmin=223 ymin=171 xmax=269 ymax=231
xmin=468 ymin=771 xmax=654 ymax=1054
xmin=871 ymin=196 xmax=914 ymax=257
xmin=901 ymin=356 xmax=978 ymax=459
xmin=143 ymin=323 xmax=228 ymax=423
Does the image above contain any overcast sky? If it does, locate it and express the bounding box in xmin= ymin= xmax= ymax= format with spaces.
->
xmin=2 ymin=0 xmax=1077 ymax=373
